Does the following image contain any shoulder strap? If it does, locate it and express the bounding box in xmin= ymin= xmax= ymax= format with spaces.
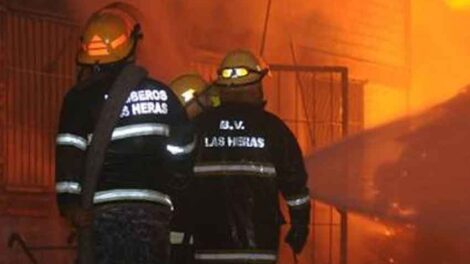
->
xmin=78 ymin=64 xmax=148 ymax=264
xmin=81 ymin=64 xmax=147 ymax=207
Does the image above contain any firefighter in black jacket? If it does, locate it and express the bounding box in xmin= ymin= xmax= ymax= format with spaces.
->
xmin=55 ymin=7 xmax=192 ymax=264
xmin=190 ymin=50 xmax=311 ymax=263
xmin=169 ymin=73 xmax=219 ymax=264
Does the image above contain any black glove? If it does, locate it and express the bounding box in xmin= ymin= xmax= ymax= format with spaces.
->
xmin=285 ymin=198 xmax=311 ymax=254
xmin=285 ymin=224 xmax=309 ymax=254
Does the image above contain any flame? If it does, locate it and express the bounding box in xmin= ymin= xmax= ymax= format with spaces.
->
xmin=445 ymin=0 xmax=470 ymax=9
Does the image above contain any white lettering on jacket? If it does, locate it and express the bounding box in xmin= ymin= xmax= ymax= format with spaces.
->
xmin=120 ymin=89 xmax=169 ymax=118
xmin=204 ymin=136 xmax=265 ymax=149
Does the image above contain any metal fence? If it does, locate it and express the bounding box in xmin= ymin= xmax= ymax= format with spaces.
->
xmin=1 ymin=8 xmax=78 ymax=192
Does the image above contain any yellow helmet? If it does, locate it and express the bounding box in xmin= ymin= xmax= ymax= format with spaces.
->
xmin=170 ymin=74 xmax=208 ymax=106
xmin=77 ymin=7 xmax=141 ymax=65
xmin=214 ymin=49 xmax=268 ymax=87
xmin=170 ymin=74 xmax=220 ymax=107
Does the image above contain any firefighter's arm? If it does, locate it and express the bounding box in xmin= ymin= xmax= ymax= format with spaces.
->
xmin=276 ymin=122 xmax=311 ymax=253
xmin=55 ymin=90 xmax=87 ymax=223
xmin=164 ymin=100 xmax=195 ymax=193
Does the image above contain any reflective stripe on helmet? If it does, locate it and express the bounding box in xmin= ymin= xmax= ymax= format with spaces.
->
xmin=194 ymin=162 xmax=276 ymax=177
xmin=181 ymin=89 xmax=196 ymax=103
xmin=56 ymin=181 xmax=82 ymax=194
xmin=56 ymin=133 xmax=88 ymax=151
xmin=110 ymin=34 xmax=128 ymax=49
xmin=93 ymin=189 xmax=173 ymax=209
xmin=286 ymin=194 xmax=310 ymax=207
xmin=194 ymin=251 xmax=277 ymax=262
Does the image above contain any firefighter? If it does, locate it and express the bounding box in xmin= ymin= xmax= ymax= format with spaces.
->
xmin=169 ymin=74 xmax=219 ymax=264
xmin=55 ymin=6 xmax=192 ymax=264
xmin=190 ymin=49 xmax=311 ymax=263
xmin=170 ymin=73 xmax=220 ymax=119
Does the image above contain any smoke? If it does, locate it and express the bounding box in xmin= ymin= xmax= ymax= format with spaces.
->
xmin=306 ymin=85 xmax=470 ymax=263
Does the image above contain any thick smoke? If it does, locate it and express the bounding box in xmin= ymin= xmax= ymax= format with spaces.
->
xmin=306 ymin=86 xmax=470 ymax=263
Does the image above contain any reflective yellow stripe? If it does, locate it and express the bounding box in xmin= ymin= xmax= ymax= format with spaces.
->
xmin=194 ymin=252 xmax=277 ymax=261
xmin=286 ymin=195 xmax=310 ymax=207
xmin=56 ymin=181 xmax=82 ymax=194
xmin=56 ymin=133 xmax=87 ymax=150
xmin=87 ymin=123 xmax=171 ymax=143
xmin=167 ymin=140 xmax=196 ymax=155
xmin=194 ymin=163 xmax=276 ymax=177
xmin=111 ymin=123 xmax=170 ymax=140
xmin=93 ymin=189 xmax=173 ymax=210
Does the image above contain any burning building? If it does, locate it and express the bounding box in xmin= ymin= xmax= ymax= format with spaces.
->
xmin=0 ymin=0 xmax=469 ymax=263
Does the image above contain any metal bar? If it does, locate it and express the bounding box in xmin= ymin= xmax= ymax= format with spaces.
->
xmin=282 ymin=119 xmax=345 ymax=125
xmin=341 ymin=69 xmax=349 ymax=137
xmin=311 ymin=201 xmax=316 ymax=264
xmin=259 ymin=0 xmax=272 ymax=57
xmin=339 ymin=209 xmax=348 ymax=264
xmin=288 ymin=41 xmax=315 ymax=147
xmin=270 ymin=64 xmax=347 ymax=73
xmin=277 ymin=71 xmax=281 ymax=114
xmin=328 ymin=206 xmax=333 ymax=264
xmin=329 ymin=72 xmax=334 ymax=141
xmin=296 ymin=44 xmax=406 ymax=69
xmin=340 ymin=68 xmax=349 ymax=264
xmin=294 ymin=71 xmax=299 ymax=135
xmin=311 ymin=73 xmax=317 ymax=150
xmin=0 ymin=8 xmax=6 ymax=188
xmin=7 ymin=233 xmax=38 ymax=264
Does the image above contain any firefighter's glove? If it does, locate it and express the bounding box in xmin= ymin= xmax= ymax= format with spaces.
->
xmin=286 ymin=200 xmax=311 ymax=254
xmin=285 ymin=224 xmax=309 ymax=254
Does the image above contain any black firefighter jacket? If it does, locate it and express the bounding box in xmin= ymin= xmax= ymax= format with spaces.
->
xmin=190 ymin=103 xmax=310 ymax=263
xmin=55 ymin=72 xmax=193 ymax=216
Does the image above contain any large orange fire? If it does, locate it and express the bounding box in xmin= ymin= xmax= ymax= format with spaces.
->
xmin=2 ymin=0 xmax=470 ymax=263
